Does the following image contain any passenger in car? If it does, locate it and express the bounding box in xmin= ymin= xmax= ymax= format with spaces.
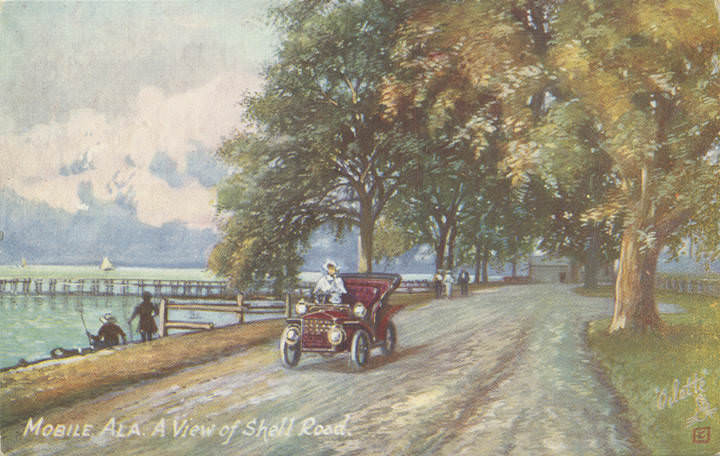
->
xmin=313 ymin=259 xmax=347 ymax=304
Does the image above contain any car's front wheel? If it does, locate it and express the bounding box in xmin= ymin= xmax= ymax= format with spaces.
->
xmin=379 ymin=321 xmax=396 ymax=356
xmin=280 ymin=326 xmax=301 ymax=368
xmin=349 ymin=329 xmax=370 ymax=370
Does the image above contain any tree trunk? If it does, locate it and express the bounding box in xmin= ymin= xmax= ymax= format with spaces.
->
xmin=511 ymin=260 xmax=517 ymax=278
xmin=584 ymin=223 xmax=600 ymax=289
xmin=474 ymin=241 xmax=482 ymax=284
xmin=445 ymin=227 xmax=457 ymax=271
xmin=357 ymin=203 xmax=374 ymax=273
xmin=609 ymin=227 xmax=663 ymax=332
xmin=435 ymin=224 xmax=449 ymax=272
xmin=569 ymin=259 xmax=581 ymax=283
xmin=481 ymin=247 xmax=489 ymax=283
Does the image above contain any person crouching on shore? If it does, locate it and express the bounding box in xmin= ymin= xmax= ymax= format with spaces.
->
xmin=89 ymin=313 xmax=126 ymax=348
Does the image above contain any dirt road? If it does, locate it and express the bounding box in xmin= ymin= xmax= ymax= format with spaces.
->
xmin=3 ymin=284 xmax=642 ymax=455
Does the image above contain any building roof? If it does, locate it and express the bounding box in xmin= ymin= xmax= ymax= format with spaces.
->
xmin=528 ymin=255 xmax=571 ymax=267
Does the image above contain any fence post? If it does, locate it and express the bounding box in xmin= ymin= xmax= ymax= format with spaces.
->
xmin=285 ymin=293 xmax=292 ymax=318
xmin=237 ymin=293 xmax=244 ymax=324
xmin=158 ymin=298 xmax=168 ymax=337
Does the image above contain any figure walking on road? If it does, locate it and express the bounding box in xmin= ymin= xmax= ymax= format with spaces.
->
xmin=129 ymin=291 xmax=159 ymax=342
xmin=433 ymin=270 xmax=443 ymax=299
xmin=443 ymin=270 xmax=455 ymax=299
xmin=458 ymin=269 xmax=470 ymax=296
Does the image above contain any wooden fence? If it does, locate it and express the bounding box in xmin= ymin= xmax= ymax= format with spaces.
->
xmin=655 ymin=275 xmax=720 ymax=297
xmin=397 ymin=280 xmax=432 ymax=293
xmin=157 ymin=294 xmax=291 ymax=336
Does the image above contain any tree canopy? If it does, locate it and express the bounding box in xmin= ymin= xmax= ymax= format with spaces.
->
xmin=212 ymin=0 xmax=417 ymax=288
xmin=213 ymin=0 xmax=720 ymax=335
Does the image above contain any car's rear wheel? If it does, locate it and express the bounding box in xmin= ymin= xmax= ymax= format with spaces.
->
xmin=379 ymin=321 xmax=396 ymax=356
xmin=280 ymin=326 xmax=301 ymax=368
xmin=349 ymin=329 xmax=370 ymax=370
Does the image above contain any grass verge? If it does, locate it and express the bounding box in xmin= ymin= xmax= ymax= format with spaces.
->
xmin=583 ymin=288 xmax=720 ymax=455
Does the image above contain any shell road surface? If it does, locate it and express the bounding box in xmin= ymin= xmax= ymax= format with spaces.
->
xmin=4 ymin=284 xmax=640 ymax=456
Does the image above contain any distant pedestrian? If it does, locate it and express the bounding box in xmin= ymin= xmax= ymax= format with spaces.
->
xmin=433 ymin=271 xmax=443 ymax=298
xmin=458 ymin=269 xmax=470 ymax=296
xmin=89 ymin=313 xmax=126 ymax=348
xmin=443 ymin=270 xmax=455 ymax=299
xmin=129 ymin=291 xmax=158 ymax=342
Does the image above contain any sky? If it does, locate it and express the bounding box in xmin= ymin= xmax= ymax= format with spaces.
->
xmin=0 ymin=1 xmax=279 ymax=265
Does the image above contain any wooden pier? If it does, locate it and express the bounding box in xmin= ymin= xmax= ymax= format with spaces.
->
xmin=0 ymin=277 xmax=233 ymax=298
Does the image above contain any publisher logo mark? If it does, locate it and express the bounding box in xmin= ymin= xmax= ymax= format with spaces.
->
xmin=693 ymin=427 xmax=711 ymax=444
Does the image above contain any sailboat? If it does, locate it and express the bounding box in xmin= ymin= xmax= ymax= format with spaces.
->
xmin=100 ymin=257 xmax=114 ymax=271
xmin=19 ymin=257 xmax=27 ymax=268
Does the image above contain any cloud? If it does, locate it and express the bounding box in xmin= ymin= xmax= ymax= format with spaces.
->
xmin=0 ymin=187 xmax=218 ymax=267
xmin=0 ymin=71 xmax=261 ymax=229
xmin=186 ymin=144 xmax=227 ymax=187
xmin=59 ymin=150 xmax=95 ymax=176
xmin=0 ymin=1 xmax=276 ymax=129
xmin=149 ymin=151 xmax=185 ymax=188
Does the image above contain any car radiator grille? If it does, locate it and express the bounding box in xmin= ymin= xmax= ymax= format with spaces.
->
xmin=302 ymin=320 xmax=332 ymax=348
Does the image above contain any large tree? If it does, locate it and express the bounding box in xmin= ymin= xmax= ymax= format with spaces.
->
xmin=210 ymin=137 xmax=322 ymax=292
xmin=213 ymin=0 xmax=416 ymax=280
xmin=547 ymin=0 xmax=720 ymax=331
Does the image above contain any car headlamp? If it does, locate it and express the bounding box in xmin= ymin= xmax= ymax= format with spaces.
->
xmin=353 ymin=303 xmax=368 ymax=319
xmin=327 ymin=325 xmax=345 ymax=346
xmin=295 ymin=300 xmax=308 ymax=315
xmin=284 ymin=326 xmax=300 ymax=345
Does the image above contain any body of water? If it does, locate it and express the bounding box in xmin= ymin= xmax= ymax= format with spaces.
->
xmin=0 ymin=266 xmax=257 ymax=369
xmin=0 ymin=293 xmax=271 ymax=369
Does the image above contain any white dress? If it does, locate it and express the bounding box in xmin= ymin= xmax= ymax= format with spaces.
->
xmin=313 ymin=274 xmax=347 ymax=304
xmin=443 ymin=274 xmax=455 ymax=297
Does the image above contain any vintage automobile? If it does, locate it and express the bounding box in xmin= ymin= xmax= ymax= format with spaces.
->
xmin=280 ymin=273 xmax=401 ymax=370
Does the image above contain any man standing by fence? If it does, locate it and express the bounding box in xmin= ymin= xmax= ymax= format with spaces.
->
xmin=129 ymin=291 xmax=159 ymax=342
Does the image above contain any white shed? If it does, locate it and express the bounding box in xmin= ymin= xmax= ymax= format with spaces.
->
xmin=528 ymin=256 xmax=572 ymax=283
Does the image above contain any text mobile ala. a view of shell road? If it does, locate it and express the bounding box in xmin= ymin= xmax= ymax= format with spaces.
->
xmin=2 ymin=1 xmax=720 ymax=455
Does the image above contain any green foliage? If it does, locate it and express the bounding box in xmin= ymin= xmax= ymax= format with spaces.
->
xmin=372 ymin=216 xmax=416 ymax=265
xmin=531 ymin=99 xmax=623 ymax=266
xmin=210 ymin=135 xmax=321 ymax=292
xmin=211 ymin=0 xmax=418 ymax=286
xmin=381 ymin=1 xmax=553 ymax=271
xmin=211 ymin=0 xmax=720 ymax=299
xmin=548 ymin=0 xmax=720 ymax=252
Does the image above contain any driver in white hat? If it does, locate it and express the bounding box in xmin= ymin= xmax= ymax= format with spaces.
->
xmin=313 ymin=259 xmax=347 ymax=304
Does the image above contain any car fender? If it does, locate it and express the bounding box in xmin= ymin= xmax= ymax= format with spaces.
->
xmin=378 ymin=305 xmax=404 ymax=335
xmin=342 ymin=319 xmax=375 ymax=341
